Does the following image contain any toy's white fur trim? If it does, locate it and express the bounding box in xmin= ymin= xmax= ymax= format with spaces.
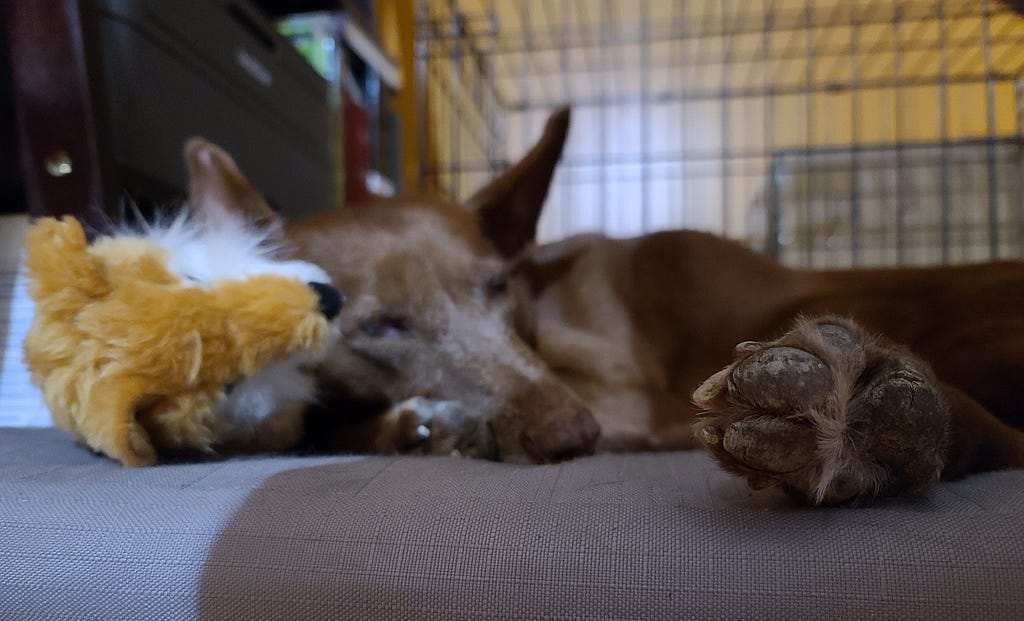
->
xmin=124 ymin=210 xmax=330 ymax=287
xmin=114 ymin=209 xmax=335 ymax=429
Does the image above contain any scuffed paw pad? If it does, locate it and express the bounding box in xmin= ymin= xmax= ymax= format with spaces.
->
xmin=731 ymin=347 xmax=833 ymax=411
xmin=693 ymin=317 xmax=949 ymax=505
xmin=721 ymin=416 xmax=817 ymax=474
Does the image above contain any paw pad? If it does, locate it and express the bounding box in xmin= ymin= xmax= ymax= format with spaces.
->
xmin=722 ymin=416 xmax=816 ymax=473
xmin=731 ymin=347 xmax=832 ymax=411
xmin=693 ymin=317 xmax=949 ymax=504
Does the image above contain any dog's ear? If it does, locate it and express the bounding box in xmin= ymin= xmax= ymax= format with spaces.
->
xmin=465 ymin=107 xmax=570 ymax=257
xmin=183 ymin=138 xmax=281 ymax=231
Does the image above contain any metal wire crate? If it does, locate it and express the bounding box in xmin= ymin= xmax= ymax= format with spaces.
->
xmin=415 ymin=0 xmax=1024 ymax=267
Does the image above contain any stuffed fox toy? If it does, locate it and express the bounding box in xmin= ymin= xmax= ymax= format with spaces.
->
xmin=22 ymin=215 xmax=340 ymax=466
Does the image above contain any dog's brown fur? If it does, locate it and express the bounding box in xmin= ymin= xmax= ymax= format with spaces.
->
xmin=189 ymin=109 xmax=1024 ymax=504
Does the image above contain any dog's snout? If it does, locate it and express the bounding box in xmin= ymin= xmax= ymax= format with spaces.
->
xmin=309 ymin=282 xmax=343 ymax=319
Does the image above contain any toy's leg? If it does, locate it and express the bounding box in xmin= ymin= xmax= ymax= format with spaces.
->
xmin=137 ymin=391 xmax=221 ymax=455
xmin=77 ymin=374 xmax=158 ymax=467
xmin=142 ymin=391 xmax=310 ymax=457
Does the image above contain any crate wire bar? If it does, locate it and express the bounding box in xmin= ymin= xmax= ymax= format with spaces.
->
xmin=416 ymin=1 xmax=1024 ymax=267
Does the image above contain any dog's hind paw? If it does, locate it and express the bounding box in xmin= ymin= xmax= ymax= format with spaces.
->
xmin=376 ymin=397 xmax=496 ymax=459
xmin=692 ymin=317 xmax=949 ymax=505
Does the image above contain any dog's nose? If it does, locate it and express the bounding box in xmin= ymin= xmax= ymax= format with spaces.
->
xmin=308 ymin=282 xmax=343 ymax=319
xmin=520 ymin=405 xmax=600 ymax=463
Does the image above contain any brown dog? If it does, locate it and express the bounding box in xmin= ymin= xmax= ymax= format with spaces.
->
xmin=187 ymin=108 xmax=1024 ymax=505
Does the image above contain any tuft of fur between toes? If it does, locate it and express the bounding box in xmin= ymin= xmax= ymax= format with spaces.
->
xmin=692 ymin=316 xmax=949 ymax=505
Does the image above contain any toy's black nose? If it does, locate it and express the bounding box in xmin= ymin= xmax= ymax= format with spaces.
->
xmin=309 ymin=282 xmax=343 ymax=319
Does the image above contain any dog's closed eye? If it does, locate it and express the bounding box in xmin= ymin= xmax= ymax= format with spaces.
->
xmin=360 ymin=313 xmax=410 ymax=338
xmin=484 ymin=274 xmax=508 ymax=297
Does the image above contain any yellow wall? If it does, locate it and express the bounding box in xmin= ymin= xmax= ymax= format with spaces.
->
xmin=377 ymin=0 xmax=421 ymax=192
xmin=417 ymin=0 xmax=1024 ymax=250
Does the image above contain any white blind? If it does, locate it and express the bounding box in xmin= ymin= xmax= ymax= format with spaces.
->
xmin=0 ymin=216 xmax=49 ymax=427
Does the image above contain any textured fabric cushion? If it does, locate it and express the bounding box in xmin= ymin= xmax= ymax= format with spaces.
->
xmin=1 ymin=427 xmax=1023 ymax=620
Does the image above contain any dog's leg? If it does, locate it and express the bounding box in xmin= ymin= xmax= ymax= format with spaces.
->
xmin=692 ymin=316 xmax=1024 ymax=504
xmin=308 ymin=398 xmax=497 ymax=459
xmin=374 ymin=398 xmax=497 ymax=457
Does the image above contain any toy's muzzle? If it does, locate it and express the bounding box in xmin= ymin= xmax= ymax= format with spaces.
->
xmin=309 ymin=282 xmax=343 ymax=319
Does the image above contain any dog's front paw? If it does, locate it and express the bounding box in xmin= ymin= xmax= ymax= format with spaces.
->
xmin=376 ymin=397 xmax=495 ymax=458
xmin=693 ymin=317 xmax=949 ymax=505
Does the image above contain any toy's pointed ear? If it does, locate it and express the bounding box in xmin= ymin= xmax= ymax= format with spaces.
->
xmin=183 ymin=138 xmax=281 ymax=231
xmin=464 ymin=107 xmax=570 ymax=258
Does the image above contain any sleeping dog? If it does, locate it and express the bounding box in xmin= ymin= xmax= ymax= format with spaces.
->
xmin=184 ymin=108 xmax=1024 ymax=505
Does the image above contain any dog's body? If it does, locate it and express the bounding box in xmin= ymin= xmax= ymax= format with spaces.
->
xmin=188 ymin=109 xmax=1024 ymax=504
xmin=512 ymin=229 xmax=1024 ymax=500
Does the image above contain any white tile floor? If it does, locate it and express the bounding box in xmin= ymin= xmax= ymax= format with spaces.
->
xmin=0 ymin=215 xmax=50 ymax=427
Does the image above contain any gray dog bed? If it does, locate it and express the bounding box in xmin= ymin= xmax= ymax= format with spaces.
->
xmin=2 ymin=426 xmax=1023 ymax=620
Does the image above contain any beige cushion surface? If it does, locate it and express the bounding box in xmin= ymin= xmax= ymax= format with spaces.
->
xmin=2 ymin=426 xmax=1023 ymax=620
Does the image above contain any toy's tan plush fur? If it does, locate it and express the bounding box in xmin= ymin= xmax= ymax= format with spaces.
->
xmin=22 ymin=217 xmax=332 ymax=466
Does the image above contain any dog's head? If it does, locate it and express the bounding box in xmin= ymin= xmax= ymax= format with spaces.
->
xmin=185 ymin=109 xmax=599 ymax=463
